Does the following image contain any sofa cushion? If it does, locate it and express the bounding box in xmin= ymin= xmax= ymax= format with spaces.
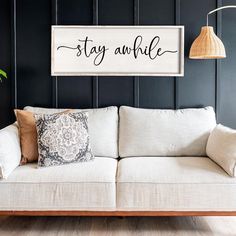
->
xmin=24 ymin=106 xmax=118 ymax=158
xmin=207 ymin=124 xmax=236 ymax=177
xmin=0 ymin=157 xmax=117 ymax=210
xmin=119 ymin=106 xmax=216 ymax=157
xmin=117 ymin=157 xmax=236 ymax=211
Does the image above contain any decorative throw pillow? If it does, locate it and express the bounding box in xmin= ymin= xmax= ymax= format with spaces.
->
xmin=14 ymin=109 xmax=71 ymax=164
xmin=34 ymin=112 xmax=94 ymax=167
xmin=206 ymin=124 xmax=236 ymax=177
xmin=14 ymin=109 xmax=39 ymax=164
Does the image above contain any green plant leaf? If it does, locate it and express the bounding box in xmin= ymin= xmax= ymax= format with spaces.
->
xmin=0 ymin=69 xmax=7 ymax=79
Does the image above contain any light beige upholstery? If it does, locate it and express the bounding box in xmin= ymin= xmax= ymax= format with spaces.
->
xmin=24 ymin=106 xmax=119 ymax=158
xmin=119 ymin=106 xmax=216 ymax=157
xmin=207 ymin=124 xmax=236 ymax=177
xmin=0 ymin=123 xmax=21 ymax=179
xmin=0 ymin=157 xmax=117 ymax=211
xmin=117 ymin=157 xmax=236 ymax=211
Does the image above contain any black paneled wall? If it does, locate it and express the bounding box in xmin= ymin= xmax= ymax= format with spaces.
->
xmin=1 ymin=0 xmax=236 ymax=128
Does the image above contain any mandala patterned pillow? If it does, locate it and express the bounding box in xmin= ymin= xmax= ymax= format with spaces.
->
xmin=34 ymin=112 xmax=94 ymax=167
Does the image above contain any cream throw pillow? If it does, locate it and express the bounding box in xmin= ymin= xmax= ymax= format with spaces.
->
xmin=206 ymin=124 xmax=236 ymax=177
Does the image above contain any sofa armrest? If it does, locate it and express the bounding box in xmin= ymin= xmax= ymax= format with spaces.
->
xmin=0 ymin=123 xmax=21 ymax=179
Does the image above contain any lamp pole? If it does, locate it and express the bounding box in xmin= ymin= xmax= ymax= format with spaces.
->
xmin=206 ymin=5 xmax=236 ymax=26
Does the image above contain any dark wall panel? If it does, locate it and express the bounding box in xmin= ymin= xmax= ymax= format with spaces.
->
xmin=219 ymin=0 xmax=236 ymax=128
xmin=139 ymin=0 xmax=175 ymax=109
xmin=1 ymin=0 xmax=236 ymax=129
xmin=98 ymin=0 xmax=134 ymax=107
xmin=0 ymin=0 xmax=12 ymax=128
xmin=178 ymin=0 xmax=216 ymax=109
xmin=57 ymin=0 xmax=93 ymax=108
xmin=98 ymin=0 xmax=134 ymax=25
xmin=16 ymin=0 xmax=52 ymax=109
xmin=57 ymin=0 xmax=93 ymax=25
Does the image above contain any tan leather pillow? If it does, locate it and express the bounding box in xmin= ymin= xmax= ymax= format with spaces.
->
xmin=15 ymin=109 xmax=71 ymax=164
xmin=14 ymin=109 xmax=38 ymax=164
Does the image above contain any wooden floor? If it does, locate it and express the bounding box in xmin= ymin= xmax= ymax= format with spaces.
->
xmin=0 ymin=216 xmax=236 ymax=236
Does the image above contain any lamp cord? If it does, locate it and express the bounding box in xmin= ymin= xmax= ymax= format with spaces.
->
xmin=207 ymin=5 xmax=236 ymax=26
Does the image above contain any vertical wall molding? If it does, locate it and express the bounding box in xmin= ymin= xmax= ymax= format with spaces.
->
xmin=134 ymin=0 xmax=140 ymax=107
xmin=11 ymin=0 xmax=17 ymax=108
xmin=215 ymin=0 xmax=222 ymax=120
xmin=52 ymin=0 xmax=58 ymax=108
xmin=174 ymin=0 xmax=181 ymax=109
xmin=93 ymin=0 xmax=99 ymax=108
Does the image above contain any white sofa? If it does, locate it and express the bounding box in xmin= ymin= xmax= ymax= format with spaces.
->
xmin=1 ymin=105 xmax=236 ymax=216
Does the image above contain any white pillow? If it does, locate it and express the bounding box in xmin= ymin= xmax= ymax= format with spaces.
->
xmin=206 ymin=124 xmax=236 ymax=177
xmin=0 ymin=123 xmax=21 ymax=179
xmin=24 ymin=106 xmax=119 ymax=158
xmin=119 ymin=106 xmax=216 ymax=157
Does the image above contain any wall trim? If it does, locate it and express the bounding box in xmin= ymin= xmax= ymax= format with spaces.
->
xmin=216 ymin=0 xmax=222 ymax=120
xmin=134 ymin=0 xmax=140 ymax=107
xmin=52 ymin=0 xmax=58 ymax=108
xmin=174 ymin=0 xmax=181 ymax=109
xmin=93 ymin=0 xmax=99 ymax=108
xmin=11 ymin=0 xmax=17 ymax=109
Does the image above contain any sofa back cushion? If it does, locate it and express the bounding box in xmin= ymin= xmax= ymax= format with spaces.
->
xmin=24 ymin=106 xmax=118 ymax=158
xmin=119 ymin=106 xmax=216 ymax=157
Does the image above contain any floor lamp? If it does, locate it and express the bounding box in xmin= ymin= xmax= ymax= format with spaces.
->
xmin=189 ymin=5 xmax=236 ymax=59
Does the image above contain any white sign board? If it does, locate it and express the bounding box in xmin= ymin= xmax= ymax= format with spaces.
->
xmin=51 ymin=26 xmax=184 ymax=76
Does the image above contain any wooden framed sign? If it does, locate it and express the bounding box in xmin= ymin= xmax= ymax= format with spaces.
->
xmin=51 ymin=26 xmax=184 ymax=76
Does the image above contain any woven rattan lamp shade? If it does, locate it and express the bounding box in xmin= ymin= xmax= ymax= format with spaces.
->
xmin=189 ymin=26 xmax=226 ymax=59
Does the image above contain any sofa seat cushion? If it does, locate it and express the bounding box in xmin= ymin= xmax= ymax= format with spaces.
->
xmin=117 ymin=157 xmax=236 ymax=211
xmin=0 ymin=157 xmax=117 ymax=211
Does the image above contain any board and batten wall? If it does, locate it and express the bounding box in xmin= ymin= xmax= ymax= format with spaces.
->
xmin=0 ymin=0 xmax=236 ymax=129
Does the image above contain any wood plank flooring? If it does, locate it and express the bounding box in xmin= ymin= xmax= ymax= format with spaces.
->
xmin=0 ymin=216 xmax=236 ymax=236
